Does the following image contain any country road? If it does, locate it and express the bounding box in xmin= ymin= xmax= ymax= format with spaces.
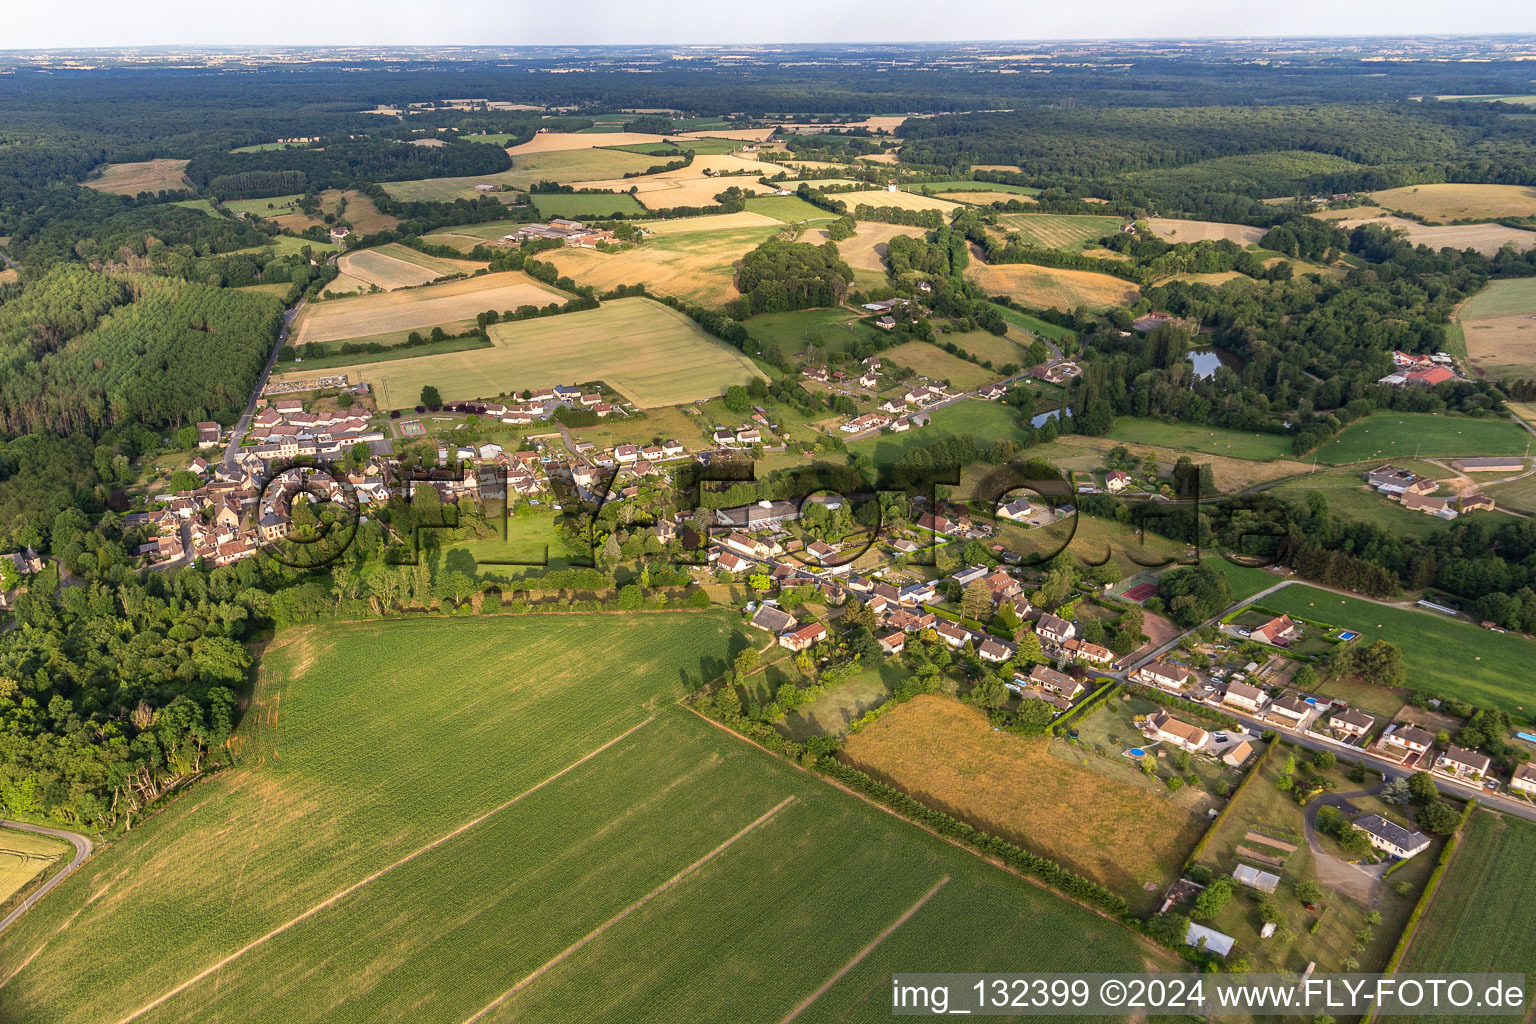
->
xmin=0 ymin=820 xmax=94 ymax=935
xmin=224 ymin=297 xmax=307 ymax=470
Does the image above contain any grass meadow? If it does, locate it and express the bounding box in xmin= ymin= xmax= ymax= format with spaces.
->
xmin=1259 ymin=584 xmax=1536 ymax=714
xmin=529 ymin=192 xmax=648 ymax=218
xmin=0 ymin=614 xmax=1174 ymax=1024
xmin=1381 ymin=809 xmax=1536 ymax=1015
xmin=82 ymin=159 xmax=189 ymax=195
xmin=1310 ymin=413 xmax=1533 ymax=464
xmin=1367 ymin=183 xmax=1536 ymax=223
xmin=744 ymin=194 xmax=844 ymax=223
xmin=996 ymin=213 xmax=1125 ymax=251
xmin=1102 ymin=417 xmax=1294 ymax=461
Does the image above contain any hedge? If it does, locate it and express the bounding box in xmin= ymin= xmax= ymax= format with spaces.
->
xmin=1049 ymin=679 xmax=1119 ymax=736
xmin=1368 ymin=798 xmax=1479 ymax=1014
xmin=1182 ymin=738 xmax=1277 ymax=871
xmin=1125 ymin=684 xmax=1240 ymax=730
xmin=819 ymin=757 xmax=1128 ymax=916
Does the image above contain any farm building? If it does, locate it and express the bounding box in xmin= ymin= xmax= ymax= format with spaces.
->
xmin=1453 ymin=456 xmax=1524 ymax=472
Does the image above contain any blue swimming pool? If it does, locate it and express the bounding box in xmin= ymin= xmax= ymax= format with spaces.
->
xmin=1338 ymin=631 xmax=1360 ymax=641
xmin=1129 ymin=748 xmax=1147 ymax=756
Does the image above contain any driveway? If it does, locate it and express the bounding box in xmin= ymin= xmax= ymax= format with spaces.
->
xmin=1302 ymin=787 xmax=1389 ymax=906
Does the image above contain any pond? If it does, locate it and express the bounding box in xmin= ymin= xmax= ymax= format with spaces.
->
xmin=1030 ymin=406 xmax=1073 ymax=429
xmin=1188 ymin=346 xmax=1244 ymax=380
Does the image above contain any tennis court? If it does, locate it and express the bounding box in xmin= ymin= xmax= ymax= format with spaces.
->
xmin=1121 ymin=581 xmax=1159 ymax=603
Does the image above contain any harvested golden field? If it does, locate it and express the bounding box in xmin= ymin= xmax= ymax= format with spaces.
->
xmin=83 ymin=159 xmax=189 ymax=195
xmin=1169 ymin=270 xmax=1249 ymax=287
xmin=997 ymin=213 xmax=1124 ymax=251
xmin=335 ymin=244 xmax=486 ymax=291
xmin=841 ymin=696 xmax=1206 ymax=904
xmin=321 ymin=188 xmax=398 ymax=234
xmin=938 ymin=190 xmax=1037 ymax=206
xmin=882 ymin=342 xmax=998 ymax=390
xmin=380 ymin=150 xmax=661 ymax=202
xmin=0 ymin=269 xmax=17 ymax=286
xmin=1327 ymin=213 xmax=1536 ymax=255
xmin=320 ymin=272 xmax=372 ymax=298
xmin=971 ymin=164 xmax=1023 ymax=173
xmin=1459 ymin=278 xmax=1536 ymax=380
xmin=544 ymin=215 xmax=782 ymax=305
xmin=858 ymin=152 xmax=901 ymax=165
xmin=965 ymin=262 xmax=1139 ymax=311
xmin=845 ymin=189 xmax=961 ymax=214
xmin=576 ymin=154 xmax=778 ymax=209
xmin=1145 ymin=217 xmax=1267 ymax=245
xmin=292 ymin=271 xmax=567 ymax=346
xmin=1367 ymin=183 xmax=1536 ymax=222
xmin=506 ymin=130 xmax=666 ymax=154
xmin=809 ymin=220 xmax=925 ymax=272
xmin=0 ymin=828 xmax=67 ymax=905
xmin=676 ymin=127 xmax=776 ymax=142
xmin=292 ymin=297 xmax=764 ymax=408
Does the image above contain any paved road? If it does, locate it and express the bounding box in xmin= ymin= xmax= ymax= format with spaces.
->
xmin=0 ymin=821 xmax=93 ymax=935
xmin=224 ymin=298 xmax=306 ymax=470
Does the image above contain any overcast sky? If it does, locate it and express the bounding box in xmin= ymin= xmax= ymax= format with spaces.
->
xmin=5 ymin=0 xmax=1535 ymax=49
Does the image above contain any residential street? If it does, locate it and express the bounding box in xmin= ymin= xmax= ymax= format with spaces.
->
xmin=224 ymin=297 xmax=306 ymax=471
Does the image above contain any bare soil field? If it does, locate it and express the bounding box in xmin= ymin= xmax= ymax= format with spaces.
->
xmin=1324 ymin=212 xmax=1536 ymax=255
xmin=1145 ymin=218 xmax=1267 ymax=246
xmin=83 ymin=159 xmax=190 ymax=195
xmin=965 ymin=262 xmax=1140 ymax=311
xmin=1366 ymin=183 xmax=1536 ymax=222
xmin=292 ymin=271 xmax=568 ymax=346
xmin=840 ymin=696 xmax=1206 ymax=904
xmin=336 ymin=244 xmax=486 ymax=291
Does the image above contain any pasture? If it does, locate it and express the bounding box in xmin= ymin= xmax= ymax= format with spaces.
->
xmin=745 ymin=194 xmax=843 ymax=223
xmin=335 ymin=244 xmax=485 ymax=291
xmin=1383 ymin=809 xmax=1536 ymax=1003
xmin=222 ymin=193 xmax=323 ymax=233
xmin=1366 ymin=183 xmax=1536 ymax=223
xmin=289 ymin=272 xmax=568 ymax=347
xmin=1259 ymin=584 xmax=1536 ymax=713
xmin=1144 ymin=218 xmax=1267 ymax=246
xmin=82 ymin=159 xmax=189 ymax=195
xmin=964 ymin=262 xmax=1139 ymax=311
xmin=1102 ymin=417 xmax=1294 ymax=461
xmin=997 ymin=213 xmax=1124 ymax=251
xmin=543 ymin=214 xmax=782 ymax=305
xmin=1269 ymin=466 xmax=1465 ymax=539
xmin=0 ymin=615 xmax=1173 ymax=1024
xmin=0 ymin=828 xmax=68 ymax=906
xmin=848 ymin=400 xmax=1032 ymax=467
xmin=1329 ymin=213 xmax=1536 ymax=256
xmin=1310 ymin=413 xmax=1533 ymax=464
xmin=1458 ymin=277 xmax=1536 ymax=380
xmin=421 ymin=219 xmax=531 ymax=252
xmin=530 ymin=192 xmax=648 ymax=218
xmin=917 ymin=180 xmax=1040 ymax=196
xmin=841 ymin=695 xmax=1206 ymax=913
xmin=883 ymin=342 xmax=998 ymax=390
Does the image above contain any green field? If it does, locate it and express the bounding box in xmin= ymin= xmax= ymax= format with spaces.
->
xmin=1119 ymin=150 xmax=1366 ymax=194
xmin=1269 ymin=465 xmax=1472 ymax=538
xmin=990 ymin=303 xmax=1078 ymax=344
xmin=1202 ymin=556 xmax=1283 ymax=602
xmin=530 ymin=192 xmax=648 ymax=218
xmin=1311 ymin=413 xmax=1533 ymax=464
xmin=1103 ymin=417 xmax=1294 ymax=461
xmin=235 ymin=234 xmax=341 ymax=258
xmin=1259 ymin=584 xmax=1536 ymax=714
xmin=744 ymin=194 xmax=844 ymax=223
xmin=169 ymin=198 xmax=218 ymax=216
xmin=0 ymin=614 xmax=1174 ymax=1023
xmin=996 ymin=214 xmax=1124 ymax=252
xmin=1383 ymin=809 xmax=1536 ymax=1018
xmin=743 ymin=307 xmax=886 ymax=360
xmin=848 ymin=400 xmax=1032 ymax=467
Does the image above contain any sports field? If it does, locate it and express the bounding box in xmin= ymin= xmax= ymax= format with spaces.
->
xmin=543 ymin=215 xmax=782 ymax=305
xmin=1382 ymin=809 xmax=1536 ymax=1011
xmin=1259 ymin=584 xmax=1536 ymax=712
xmin=82 ymin=159 xmax=189 ymax=195
xmin=1144 ymin=218 xmax=1267 ymax=246
xmin=0 ymin=615 xmax=1174 ymax=1024
xmin=996 ymin=213 xmax=1124 ymax=251
xmin=964 ymin=262 xmax=1139 ymax=311
xmin=1310 ymin=413 xmax=1533 ymax=464
xmin=1458 ymin=278 xmax=1536 ymax=380
xmin=0 ymin=828 xmax=68 ymax=905
xmin=288 ymin=272 xmax=568 ymax=347
xmin=336 ymin=244 xmax=486 ymax=291
xmin=1329 ymin=213 xmax=1536 ymax=256
xmin=1367 ymin=183 xmax=1536 ymax=223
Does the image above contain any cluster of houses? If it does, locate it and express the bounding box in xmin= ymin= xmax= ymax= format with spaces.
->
xmin=242 ymin=398 xmax=385 ymax=466
xmin=502 ymin=219 xmax=615 ymax=248
xmin=1377 ymin=350 xmax=1459 ymax=388
xmin=1365 ymin=464 xmax=1495 ymax=520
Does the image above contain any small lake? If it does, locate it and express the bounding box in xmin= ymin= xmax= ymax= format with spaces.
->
xmin=1030 ymin=406 xmax=1073 ymax=429
xmin=1188 ymin=347 xmax=1243 ymax=380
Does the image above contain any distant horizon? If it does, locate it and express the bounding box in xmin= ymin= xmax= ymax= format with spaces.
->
xmin=8 ymin=1 xmax=1536 ymax=52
